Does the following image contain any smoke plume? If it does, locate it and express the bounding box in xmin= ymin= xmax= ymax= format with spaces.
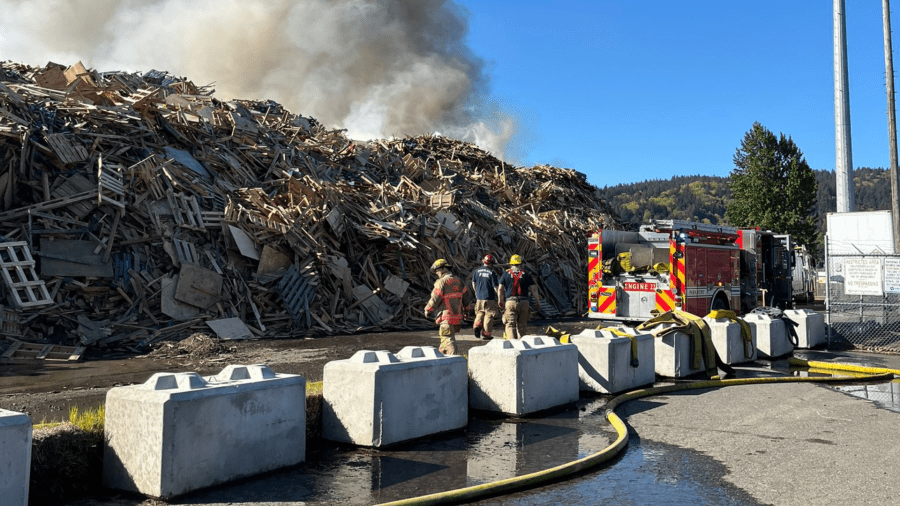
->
xmin=0 ymin=0 xmax=515 ymax=156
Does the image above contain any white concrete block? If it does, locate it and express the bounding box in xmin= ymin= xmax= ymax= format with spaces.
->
xmin=570 ymin=328 xmax=655 ymax=393
xmin=783 ymin=309 xmax=826 ymax=348
xmin=468 ymin=336 xmax=578 ymax=416
xmin=703 ymin=317 xmax=757 ymax=365
xmin=103 ymin=365 xmax=306 ymax=499
xmin=743 ymin=313 xmax=792 ymax=358
xmin=322 ymin=346 xmax=467 ymax=447
xmin=0 ymin=409 xmax=31 ymax=506
xmin=648 ymin=322 xmax=706 ymax=377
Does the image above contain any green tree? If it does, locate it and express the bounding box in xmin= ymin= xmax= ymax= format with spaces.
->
xmin=726 ymin=122 xmax=819 ymax=256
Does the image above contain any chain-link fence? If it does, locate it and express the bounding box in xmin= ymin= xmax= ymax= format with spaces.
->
xmin=831 ymin=383 xmax=900 ymax=412
xmin=824 ymin=252 xmax=900 ymax=353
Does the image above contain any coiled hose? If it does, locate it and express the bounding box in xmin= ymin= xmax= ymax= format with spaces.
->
xmin=376 ymin=369 xmax=895 ymax=506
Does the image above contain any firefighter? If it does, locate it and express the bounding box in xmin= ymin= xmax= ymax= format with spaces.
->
xmin=424 ymin=258 xmax=471 ymax=356
xmin=497 ymin=254 xmax=541 ymax=339
xmin=471 ymin=254 xmax=500 ymax=339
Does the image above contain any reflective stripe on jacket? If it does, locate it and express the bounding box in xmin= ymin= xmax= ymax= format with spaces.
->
xmin=425 ymin=273 xmax=468 ymax=325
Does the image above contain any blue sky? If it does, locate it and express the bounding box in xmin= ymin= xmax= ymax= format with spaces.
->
xmin=0 ymin=1 xmax=893 ymax=191
xmin=455 ymin=1 xmax=897 ymax=188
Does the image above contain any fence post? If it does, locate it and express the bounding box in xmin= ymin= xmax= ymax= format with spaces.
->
xmin=825 ymin=232 xmax=832 ymax=348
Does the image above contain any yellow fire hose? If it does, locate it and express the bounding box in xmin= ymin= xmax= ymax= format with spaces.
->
xmin=805 ymin=367 xmax=882 ymax=379
xmin=789 ymin=357 xmax=900 ymax=376
xmin=376 ymin=369 xmax=895 ymax=506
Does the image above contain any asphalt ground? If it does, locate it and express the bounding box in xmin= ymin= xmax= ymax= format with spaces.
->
xmin=4 ymin=316 xmax=900 ymax=505
xmin=618 ymin=362 xmax=900 ymax=506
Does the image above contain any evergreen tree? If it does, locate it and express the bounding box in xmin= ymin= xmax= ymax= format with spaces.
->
xmin=726 ymin=122 xmax=819 ymax=256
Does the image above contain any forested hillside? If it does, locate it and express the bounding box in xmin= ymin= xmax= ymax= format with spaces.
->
xmin=597 ymin=168 xmax=894 ymax=240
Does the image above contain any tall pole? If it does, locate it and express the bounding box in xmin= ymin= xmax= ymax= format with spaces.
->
xmin=885 ymin=0 xmax=900 ymax=253
xmin=834 ymin=0 xmax=856 ymax=212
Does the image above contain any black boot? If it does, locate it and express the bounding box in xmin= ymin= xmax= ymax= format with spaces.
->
xmin=474 ymin=326 xmax=482 ymax=339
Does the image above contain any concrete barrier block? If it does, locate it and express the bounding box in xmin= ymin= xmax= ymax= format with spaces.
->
xmin=570 ymin=328 xmax=655 ymax=393
xmin=648 ymin=322 xmax=705 ymax=377
xmin=322 ymin=346 xmax=467 ymax=447
xmin=103 ymin=365 xmax=306 ymax=499
xmin=0 ymin=409 xmax=31 ymax=506
xmin=743 ymin=313 xmax=792 ymax=358
xmin=703 ymin=317 xmax=757 ymax=364
xmin=783 ymin=309 xmax=826 ymax=348
xmin=468 ymin=336 xmax=578 ymax=415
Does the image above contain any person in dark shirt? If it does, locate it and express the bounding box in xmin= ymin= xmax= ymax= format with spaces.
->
xmin=471 ymin=254 xmax=500 ymax=339
xmin=497 ymin=254 xmax=541 ymax=339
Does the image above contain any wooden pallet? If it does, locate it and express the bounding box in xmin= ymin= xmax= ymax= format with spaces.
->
xmin=200 ymin=210 xmax=224 ymax=229
xmin=167 ymin=190 xmax=205 ymax=230
xmin=277 ymin=265 xmax=316 ymax=328
xmin=98 ymin=161 xmax=126 ymax=209
xmin=429 ymin=192 xmax=454 ymax=209
xmin=1 ymin=307 xmax=21 ymax=337
xmin=173 ymin=237 xmax=198 ymax=265
xmin=2 ymin=340 xmax=85 ymax=361
xmin=126 ymin=87 xmax=162 ymax=109
xmin=45 ymin=133 xmax=89 ymax=165
xmin=0 ymin=189 xmax=99 ymax=223
xmin=51 ymin=173 xmax=97 ymax=218
xmin=0 ymin=241 xmax=54 ymax=308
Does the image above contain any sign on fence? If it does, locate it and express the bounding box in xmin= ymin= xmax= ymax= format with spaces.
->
xmin=885 ymin=258 xmax=900 ymax=294
xmin=844 ymin=257 xmax=883 ymax=296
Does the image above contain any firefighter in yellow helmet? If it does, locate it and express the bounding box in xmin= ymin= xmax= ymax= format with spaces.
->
xmin=424 ymin=259 xmax=472 ymax=356
xmin=497 ymin=254 xmax=541 ymax=339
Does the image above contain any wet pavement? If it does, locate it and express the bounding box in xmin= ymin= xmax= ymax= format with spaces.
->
xmin=474 ymin=437 xmax=766 ymax=506
xmin=32 ymin=323 xmax=894 ymax=506
xmin=76 ymin=356 xmax=900 ymax=506
xmin=107 ymin=398 xmax=616 ymax=505
xmin=92 ymin=395 xmax=773 ymax=506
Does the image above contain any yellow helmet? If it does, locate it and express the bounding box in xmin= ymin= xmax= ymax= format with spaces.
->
xmin=430 ymin=258 xmax=450 ymax=272
xmin=509 ymin=254 xmax=523 ymax=265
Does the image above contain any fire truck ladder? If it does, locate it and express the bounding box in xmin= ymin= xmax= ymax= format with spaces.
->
xmin=644 ymin=220 xmax=738 ymax=235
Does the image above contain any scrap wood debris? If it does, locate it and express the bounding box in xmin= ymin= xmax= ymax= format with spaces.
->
xmin=145 ymin=332 xmax=235 ymax=361
xmin=0 ymin=59 xmax=622 ymax=356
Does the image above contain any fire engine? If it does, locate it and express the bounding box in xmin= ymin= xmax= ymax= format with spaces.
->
xmin=587 ymin=220 xmax=741 ymax=321
xmin=735 ymin=229 xmax=794 ymax=311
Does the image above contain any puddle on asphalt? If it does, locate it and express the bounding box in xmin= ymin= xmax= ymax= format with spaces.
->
xmin=103 ymin=362 xmax=892 ymax=506
xmin=168 ymin=397 xmax=612 ymax=505
xmin=473 ymin=436 xmax=764 ymax=506
xmin=164 ymin=395 xmax=765 ymax=506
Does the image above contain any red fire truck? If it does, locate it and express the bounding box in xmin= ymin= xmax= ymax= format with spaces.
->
xmin=587 ymin=220 xmax=742 ymax=321
xmin=735 ymin=228 xmax=795 ymax=311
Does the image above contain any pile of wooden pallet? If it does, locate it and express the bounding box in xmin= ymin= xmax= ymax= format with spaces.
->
xmin=0 ymin=60 xmax=621 ymax=355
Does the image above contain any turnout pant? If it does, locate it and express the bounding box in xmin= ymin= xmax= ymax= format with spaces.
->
xmin=439 ymin=323 xmax=461 ymax=355
xmin=502 ymin=299 xmax=531 ymax=340
xmin=473 ymin=299 xmax=499 ymax=338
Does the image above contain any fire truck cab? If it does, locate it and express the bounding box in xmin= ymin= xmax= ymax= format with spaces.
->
xmin=588 ymin=220 xmax=741 ymax=321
